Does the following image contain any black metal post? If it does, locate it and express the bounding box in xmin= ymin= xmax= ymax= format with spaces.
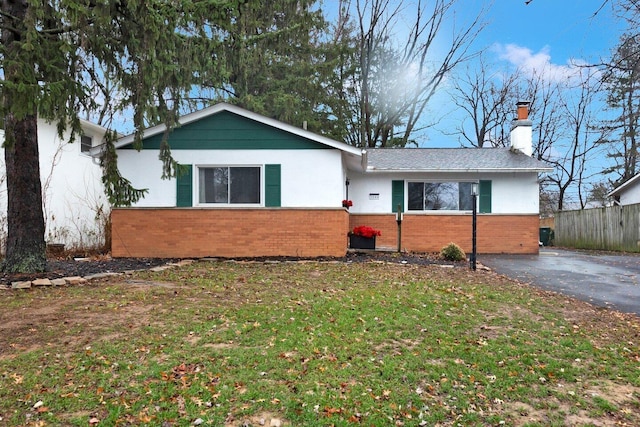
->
xmin=345 ymin=178 xmax=350 ymax=200
xmin=396 ymin=204 xmax=402 ymax=252
xmin=471 ymin=193 xmax=477 ymax=271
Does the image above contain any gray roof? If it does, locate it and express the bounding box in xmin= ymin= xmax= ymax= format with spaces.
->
xmin=366 ymin=148 xmax=552 ymax=172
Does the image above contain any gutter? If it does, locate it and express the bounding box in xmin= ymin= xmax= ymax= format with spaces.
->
xmin=365 ymin=167 xmax=554 ymax=173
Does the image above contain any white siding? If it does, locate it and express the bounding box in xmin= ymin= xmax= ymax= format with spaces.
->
xmin=619 ymin=181 xmax=640 ymax=206
xmin=0 ymin=120 xmax=109 ymax=250
xmin=117 ymin=148 xmax=347 ymax=208
xmin=346 ymin=171 xmax=540 ymax=214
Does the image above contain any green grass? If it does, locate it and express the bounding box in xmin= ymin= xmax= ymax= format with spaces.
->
xmin=0 ymin=260 xmax=638 ymax=426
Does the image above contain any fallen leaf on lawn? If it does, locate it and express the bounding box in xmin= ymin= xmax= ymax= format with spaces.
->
xmin=323 ymin=406 xmax=342 ymax=415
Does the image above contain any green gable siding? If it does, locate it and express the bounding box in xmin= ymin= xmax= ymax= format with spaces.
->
xmin=264 ymin=164 xmax=281 ymax=207
xmin=391 ymin=180 xmax=404 ymax=213
xmin=176 ymin=164 xmax=193 ymax=207
xmin=479 ymin=180 xmax=492 ymax=213
xmin=124 ymin=111 xmax=330 ymax=150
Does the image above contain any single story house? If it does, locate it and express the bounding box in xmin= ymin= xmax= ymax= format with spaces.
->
xmin=607 ymin=174 xmax=640 ymax=206
xmin=106 ymin=102 xmax=551 ymax=258
xmin=0 ymin=119 xmax=109 ymax=252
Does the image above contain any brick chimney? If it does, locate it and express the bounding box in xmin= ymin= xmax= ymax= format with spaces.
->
xmin=510 ymin=101 xmax=532 ymax=156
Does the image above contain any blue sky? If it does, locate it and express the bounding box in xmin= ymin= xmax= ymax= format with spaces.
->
xmin=434 ymin=0 xmax=625 ymax=147
xmin=474 ymin=0 xmax=621 ymax=65
xmin=319 ymin=0 xmax=626 ymax=150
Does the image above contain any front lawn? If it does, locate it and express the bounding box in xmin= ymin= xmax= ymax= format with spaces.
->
xmin=0 ymin=260 xmax=638 ymax=426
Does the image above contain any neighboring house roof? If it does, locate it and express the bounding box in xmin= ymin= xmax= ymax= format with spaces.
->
xmin=109 ymin=102 xmax=362 ymax=156
xmin=607 ymin=173 xmax=640 ymax=198
xmin=365 ymin=148 xmax=553 ymax=173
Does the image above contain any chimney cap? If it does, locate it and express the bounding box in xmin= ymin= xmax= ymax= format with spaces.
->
xmin=515 ymin=101 xmax=531 ymax=121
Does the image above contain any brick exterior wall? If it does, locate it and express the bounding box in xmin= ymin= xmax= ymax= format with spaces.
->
xmin=112 ymin=209 xmax=539 ymax=258
xmin=349 ymin=214 xmax=540 ymax=254
xmin=111 ymin=208 xmax=350 ymax=258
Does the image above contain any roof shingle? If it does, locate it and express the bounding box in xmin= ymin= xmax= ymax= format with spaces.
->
xmin=366 ymin=148 xmax=551 ymax=172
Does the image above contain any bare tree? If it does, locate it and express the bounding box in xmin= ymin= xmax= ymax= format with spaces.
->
xmin=448 ymin=56 xmax=520 ymax=147
xmin=542 ymin=71 xmax=605 ymax=210
xmin=525 ymin=71 xmax=565 ymax=162
xmin=333 ymin=0 xmax=486 ymax=147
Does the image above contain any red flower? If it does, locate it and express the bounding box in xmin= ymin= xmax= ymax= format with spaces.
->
xmin=349 ymin=225 xmax=381 ymax=238
xmin=342 ymin=199 xmax=353 ymax=207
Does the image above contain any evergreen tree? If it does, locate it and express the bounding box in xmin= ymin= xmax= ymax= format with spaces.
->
xmin=0 ymin=0 xmax=232 ymax=273
xmin=211 ymin=0 xmax=332 ymax=132
xmin=601 ymin=33 xmax=640 ymax=186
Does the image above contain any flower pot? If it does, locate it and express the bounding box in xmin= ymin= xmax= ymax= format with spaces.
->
xmin=349 ymin=235 xmax=376 ymax=250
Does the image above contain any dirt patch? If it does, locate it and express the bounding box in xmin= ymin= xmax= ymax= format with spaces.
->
xmin=225 ymin=411 xmax=288 ymax=427
xmin=505 ymin=380 xmax=640 ymax=427
xmin=0 ymin=284 xmax=169 ymax=360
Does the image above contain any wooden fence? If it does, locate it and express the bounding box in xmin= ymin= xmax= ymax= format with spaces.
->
xmin=555 ymin=204 xmax=640 ymax=252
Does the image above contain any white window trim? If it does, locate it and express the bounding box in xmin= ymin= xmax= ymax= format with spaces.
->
xmin=195 ymin=164 xmax=264 ymax=207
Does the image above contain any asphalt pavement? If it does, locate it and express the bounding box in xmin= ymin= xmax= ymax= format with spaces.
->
xmin=480 ymin=248 xmax=640 ymax=317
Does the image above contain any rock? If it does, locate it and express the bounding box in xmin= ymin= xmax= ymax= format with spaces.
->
xmin=32 ymin=278 xmax=52 ymax=286
xmin=11 ymin=281 xmax=31 ymax=289
xmin=150 ymin=266 xmax=171 ymax=272
xmin=193 ymin=418 xmax=204 ymax=426
xmin=51 ymin=279 xmax=67 ymax=286
xmin=63 ymin=276 xmax=87 ymax=285
xmin=84 ymin=272 xmax=121 ymax=280
xmin=270 ymin=419 xmax=282 ymax=427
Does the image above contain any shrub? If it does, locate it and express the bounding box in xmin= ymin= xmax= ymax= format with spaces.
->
xmin=440 ymin=242 xmax=466 ymax=261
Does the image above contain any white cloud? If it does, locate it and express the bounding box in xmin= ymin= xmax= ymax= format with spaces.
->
xmin=492 ymin=43 xmax=597 ymax=83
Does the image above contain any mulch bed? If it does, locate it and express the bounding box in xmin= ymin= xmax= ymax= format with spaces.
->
xmin=0 ymin=251 xmax=461 ymax=286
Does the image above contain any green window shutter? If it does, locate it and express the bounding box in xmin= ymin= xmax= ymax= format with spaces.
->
xmin=391 ymin=180 xmax=404 ymax=213
xmin=265 ymin=164 xmax=281 ymax=207
xmin=479 ymin=180 xmax=492 ymax=213
xmin=176 ymin=164 xmax=193 ymax=207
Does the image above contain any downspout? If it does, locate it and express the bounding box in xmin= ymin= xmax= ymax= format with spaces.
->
xmin=361 ymin=149 xmax=368 ymax=171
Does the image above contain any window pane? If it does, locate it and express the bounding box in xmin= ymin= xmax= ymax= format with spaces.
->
xmin=408 ymin=182 xmax=424 ymax=210
xmin=230 ymin=167 xmax=260 ymax=203
xmin=459 ymin=182 xmax=473 ymax=211
xmin=199 ymin=167 xmax=228 ymax=203
xmin=424 ymin=183 xmax=458 ymax=210
xmin=212 ymin=168 xmax=229 ymax=203
xmin=81 ymin=135 xmax=92 ymax=153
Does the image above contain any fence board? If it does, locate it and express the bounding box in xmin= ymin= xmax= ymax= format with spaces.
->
xmin=555 ymin=204 xmax=640 ymax=252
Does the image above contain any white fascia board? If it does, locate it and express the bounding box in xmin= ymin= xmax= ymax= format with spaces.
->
xmin=111 ymin=102 xmax=362 ymax=156
xmin=79 ymin=119 xmax=109 ymax=135
xmin=608 ymin=173 xmax=640 ymax=198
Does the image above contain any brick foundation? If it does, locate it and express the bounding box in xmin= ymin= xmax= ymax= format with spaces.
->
xmin=349 ymin=214 xmax=540 ymax=254
xmin=111 ymin=208 xmax=350 ymax=258
xmin=112 ymin=209 xmax=539 ymax=258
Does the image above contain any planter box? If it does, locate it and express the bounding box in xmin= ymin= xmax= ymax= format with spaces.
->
xmin=349 ymin=235 xmax=376 ymax=250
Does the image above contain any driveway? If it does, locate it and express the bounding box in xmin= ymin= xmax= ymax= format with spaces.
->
xmin=480 ymin=248 xmax=640 ymax=316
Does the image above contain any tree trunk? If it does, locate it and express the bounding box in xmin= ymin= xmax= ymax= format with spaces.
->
xmin=3 ymin=114 xmax=46 ymax=273
xmin=1 ymin=0 xmax=47 ymax=273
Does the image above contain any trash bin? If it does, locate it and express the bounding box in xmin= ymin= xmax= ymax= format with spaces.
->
xmin=539 ymin=227 xmax=552 ymax=246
